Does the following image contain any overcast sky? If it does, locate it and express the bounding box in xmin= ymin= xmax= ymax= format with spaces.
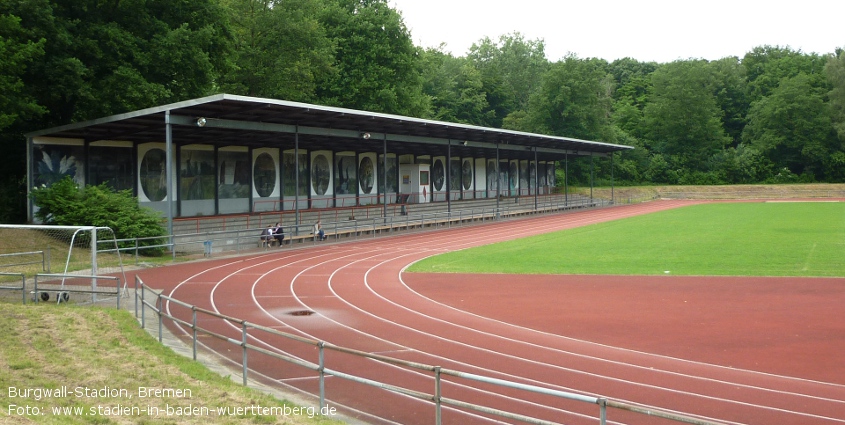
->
xmin=389 ymin=0 xmax=844 ymax=63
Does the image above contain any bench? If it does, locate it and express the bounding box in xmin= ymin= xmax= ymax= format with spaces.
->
xmin=259 ymin=234 xmax=285 ymax=248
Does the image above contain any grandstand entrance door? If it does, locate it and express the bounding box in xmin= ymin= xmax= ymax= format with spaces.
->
xmin=398 ymin=164 xmax=430 ymax=204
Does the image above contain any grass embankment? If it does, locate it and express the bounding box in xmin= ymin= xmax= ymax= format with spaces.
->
xmin=0 ymin=303 xmax=342 ymax=425
xmin=409 ymin=202 xmax=845 ymax=277
xmin=580 ymin=183 xmax=845 ymax=201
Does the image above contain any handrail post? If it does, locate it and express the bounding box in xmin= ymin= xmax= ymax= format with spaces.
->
xmin=242 ymin=321 xmax=248 ymax=386
xmin=434 ymin=366 xmax=442 ymax=425
xmin=157 ymin=294 xmax=163 ymax=343
xmin=599 ymin=398 xmax=607 ymax=425
xmin=140 ymin=278 xmax=145 ymax=327
xmin=192 ymin=307 xmax=198 ymax=360
xmin=318 ymin=341 xmax=326 ymax=411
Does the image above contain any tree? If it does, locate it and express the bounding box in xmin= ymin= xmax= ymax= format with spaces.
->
xmin=316 ymin=0 xmax=429 ymax=117
xmin=742 ymin=73 xmax=835 ymax=179
xmin=708 ymin=57 xmax=749 ymax=145
xmin=642 ymin=60 xmax=730 ymax=170
xmin=609 ymin=58 xmax=658 ymax=140
xmin=220 ymin=0 xmax=334 ymax=102
xmin=0 ymin=11 xmax=45 ymax=131
xmin=467 ymin=32 xmax=548 ymax=127
xmin=520 ymin=55 xmax=614 ymax=141
xmin=826 ymin=49 xmax=845 ymax=141
xmin=743 ymin=45 xmax=828 ymax=103
xmin=6 ymin=0 xmax=233 ymax=125
xmin=419 ymin=46 xmax=492 ymax=125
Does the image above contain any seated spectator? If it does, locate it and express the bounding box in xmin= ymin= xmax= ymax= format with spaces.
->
xmin=313 ymin=220 xmax=326 ymax=241
xmin=273 ymin=222 xmax=285 ymax=246
xmin=260 ymin=225 xmax=274 ymax=247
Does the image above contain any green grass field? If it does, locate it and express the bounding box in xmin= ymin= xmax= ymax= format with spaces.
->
xmin=408 ymin=202 xmax=845 ymax=277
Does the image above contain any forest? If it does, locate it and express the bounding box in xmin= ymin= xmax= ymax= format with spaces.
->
xmin=1 ymin=0 xmax=844 ymax=222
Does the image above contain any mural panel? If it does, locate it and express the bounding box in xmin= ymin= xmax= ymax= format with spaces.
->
xmin=253 ymin=152 xmax=276 ymax=198
xmin=462 ymin=159 xmax=473 ymax=191
xmin=450 ymin=158 xmax=461 ymax=192
xmin=312 ymin=154 xmax=330 ymax=196
xmin=218 ymin=150 xmax=250 ymax=199
xmin=358 ymin=156 xmax=374 ymax=194
xmin=89 ymin=146 xmax=133 ymax=191
xmin=140 ymin=147 xmax=168 ymax=202
xmin=519 ymin=161 xmax=529 ymax=195
xmin=180 ymin=147 xmax=215 ymax=201
xmin=33 ymin=144 xmax=84 ymax=187
xmin=509 ymin=161 xmax=518 ymax=194
xmin=486 ymin=160 xmax=497 ymax=195
xmin=432 ymin=158 xmax=445 ymax=191
xmin=335 ymin=155 xmax=357 ymax=195
xmin=378 ymin=154 xmax=398 ymax=194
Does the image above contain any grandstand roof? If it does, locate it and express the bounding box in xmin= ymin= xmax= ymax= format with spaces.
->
xmin=27 ymin=94 xmax=632 ymax=161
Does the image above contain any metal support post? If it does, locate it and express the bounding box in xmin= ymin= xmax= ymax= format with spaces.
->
xmin=192 ymin=308 xmax=198 ymax=360
xmin=242 ymin=322 xmax=248 ymax=386
xmin=318 ymin=341 xmax=326 ymax=411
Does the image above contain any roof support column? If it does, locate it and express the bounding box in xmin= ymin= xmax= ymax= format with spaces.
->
xmin=382 ymin=134 xmax=388 ymax=220
xmin=495 ymin=143 xmax=500 ymax=218
xmin=446 ymin=140 xmax=451 ymax=215
xmin=564 ymin=153 xmax=569 ymax=206
xmin=165 ymin=111 xmax=174 ymax=242
xmin=295 ymin=127 xmax=300 ymax=229
xmin=590 ymin=153 xmax=594 ymax=204
xmin=533 ymin=148 xmax=538 ymax=211
xmin=610 ymin=152 xmax=615 ymax=205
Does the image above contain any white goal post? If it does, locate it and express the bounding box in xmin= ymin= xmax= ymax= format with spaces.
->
xmin=0 ymin=224 xmax=127 ymax=303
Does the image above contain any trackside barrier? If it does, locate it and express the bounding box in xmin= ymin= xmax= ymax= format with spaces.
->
xmin=135 ymin=276 xmax=728 ymax=425
xmin=205 ymin=197 xmax=601 ymax=256
xmin=33 ymin=274 xmax=124 ymax=309
xmin=102 ymin=195 xmax=604 ymax=261
xmin=0 ymin=272 xmax=27 ymax=304
xmin=0 ymin=250 xmax=51 ymax=273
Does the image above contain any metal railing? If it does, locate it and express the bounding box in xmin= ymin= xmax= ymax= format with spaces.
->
xmin=0 ymin=249 xmax=51 ymax=272
xmin=0 ymin=272 xmax=27 ymax=304
xmin=135 ymin=276 xmax=727 ymax=425
xmin=33 ymin=274 xmax=124 ymax=308
xmin=109 ymin=195 xmax=604 ymax=261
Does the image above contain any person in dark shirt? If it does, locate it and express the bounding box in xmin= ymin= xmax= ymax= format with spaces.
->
xmin=273 ymin=222 xmax=285 ymax=246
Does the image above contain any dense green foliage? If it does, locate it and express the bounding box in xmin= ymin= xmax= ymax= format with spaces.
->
xmin=2 ymin=0 xmax=844 ymax=223
xmin=408 ymin=203 xmax=845 ymax=277
xmin=30 ymin=176 xmax=166 ymax=253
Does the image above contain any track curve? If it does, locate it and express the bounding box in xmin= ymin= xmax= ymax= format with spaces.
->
xmin=135 ymin=201 xmax=845 ymax=425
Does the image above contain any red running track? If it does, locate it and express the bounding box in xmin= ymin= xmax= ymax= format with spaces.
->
xmin=135 ymin=200 xmax=845 ymax=425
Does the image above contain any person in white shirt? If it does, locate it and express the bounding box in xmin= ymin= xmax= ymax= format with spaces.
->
xmin=313 ymin=220 xmax=326 ymax=241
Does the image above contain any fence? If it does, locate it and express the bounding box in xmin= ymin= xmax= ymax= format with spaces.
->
xmin=0 ymin=272 xmax=27 ymax=304
xmin=0 ymin=272 xmax=125 ymax=307
xmin=112 ymin=195 xmax=604 ymax=261
xmin=0 ymin=250 xmax=51 ymax=273
xmin=134 ymin=276 xmax=727 ymax=425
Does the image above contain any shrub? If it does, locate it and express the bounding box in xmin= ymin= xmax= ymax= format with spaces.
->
xmin=30 ymin=176 xmax=166 ymax=255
